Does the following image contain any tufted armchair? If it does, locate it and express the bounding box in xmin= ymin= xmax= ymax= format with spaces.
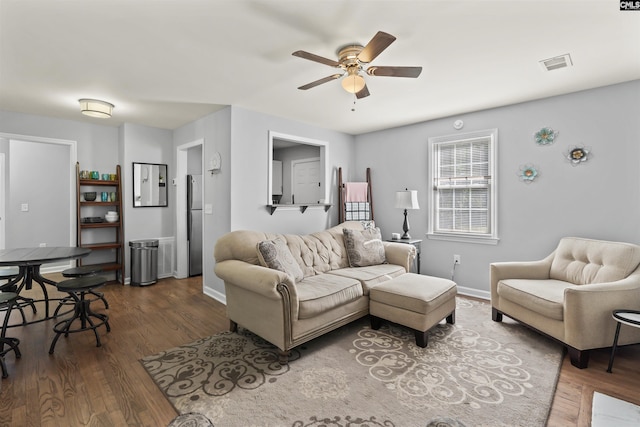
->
xmin=491 ymin=237 xmax=640 ymax=368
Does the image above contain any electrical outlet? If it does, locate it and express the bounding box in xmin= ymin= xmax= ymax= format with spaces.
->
xmin=21 ymin=203 xmax=29 ymax=212
xmin=39 ymin=243 xmax=46 ymax=247
xmin=453 ymin=254 xmax=461 ymax=265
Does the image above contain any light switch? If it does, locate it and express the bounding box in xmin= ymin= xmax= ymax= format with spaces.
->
xmin=204 ymin=204 xmax=213 ymax=214
xmin=21 ymin=203 xmax=29 ymax=212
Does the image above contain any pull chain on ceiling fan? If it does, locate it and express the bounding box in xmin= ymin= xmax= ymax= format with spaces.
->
xmin=292 ymin=31 xmax=422 ymax=99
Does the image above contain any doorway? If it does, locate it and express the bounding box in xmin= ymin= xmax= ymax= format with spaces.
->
xmin=0 ymin=153 xmax=4 ymax=249
xmin=175 ymin=139 xmax=204 ymax=279
xmin=0 ymin=133 xmax=76 ymax=270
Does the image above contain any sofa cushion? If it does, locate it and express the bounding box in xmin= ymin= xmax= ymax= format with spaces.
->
xmin=497 ymin=278 xmax=576 ymax=321
xmin=285 ymin=232 xmax=347 ymax=277
xmin=296 ymin=274 xmax=363 ymax=319
xmin=343 ymin=227 xmax=386 ymax=267
xmin=256 ymin=239 xmax=304 ymax=283
xmin=327 ymin=264 xmax=406 ymax=295
xmin=550 ymin=237 xmax=640 ymax=285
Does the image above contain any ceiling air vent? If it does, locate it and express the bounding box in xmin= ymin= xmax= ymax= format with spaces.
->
xmin=540 ymin=54 xmax=573 ymax=71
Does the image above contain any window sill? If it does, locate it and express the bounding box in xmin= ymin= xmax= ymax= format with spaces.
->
xmin=426 ymin=233 xmax=499 ymax=245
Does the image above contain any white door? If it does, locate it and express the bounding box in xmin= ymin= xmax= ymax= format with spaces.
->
xmin=292 ymin=158 xmax=322 ymax=204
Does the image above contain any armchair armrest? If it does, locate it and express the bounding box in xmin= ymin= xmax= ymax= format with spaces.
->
xmin=214 ymin=259 xmax=298 ymax=302
xmin=383 ymin=242 xmax=416 ymax=273
xmin=490 ymin=253 xmax=554 ymax=301
xmin=563 ymin=272 xmax=640 ymax=349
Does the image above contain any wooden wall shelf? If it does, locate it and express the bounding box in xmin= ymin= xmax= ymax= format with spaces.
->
xmin=266 ymin=204 xmax=331 ymax=215
xmin=75 ymin=162 xmax=125 ymax=284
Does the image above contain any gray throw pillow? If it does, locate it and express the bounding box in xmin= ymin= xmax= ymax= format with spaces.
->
xmin=343 ymin=227 xmax=386 ymax=267
xmin=256 ymin=239 xmax=304 ymax=283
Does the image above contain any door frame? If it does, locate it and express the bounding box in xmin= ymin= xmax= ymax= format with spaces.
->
xmin=175 ymin=138 xmax=204 ymax=279
xmin=0 ymin=153 xmax=4 ymax=249
xmin=0 ymin=133 xmax=77 ymax=270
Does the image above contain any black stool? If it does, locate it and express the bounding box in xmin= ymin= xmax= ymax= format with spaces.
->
xmin=0 ymin=266 xmax=34 ymax=323
xmin=1 ymin=292 xmax=21 ymax=378
xmin=61 ymin=265 xmax=109 ymax=309
xmin=49 ymin=276 xmax=111 ymax=354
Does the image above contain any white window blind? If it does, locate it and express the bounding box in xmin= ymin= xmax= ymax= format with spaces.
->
xmin=428 ymin=129 xmax=498 ymax=243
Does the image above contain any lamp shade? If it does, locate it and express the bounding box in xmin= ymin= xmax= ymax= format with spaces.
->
xmin=395 ymin=190 xmax=419 ymax=210
xmin=79 ymin=99 xmax=114 ymax=118
xmin=341 ymin=73 xmax=366 ymax=94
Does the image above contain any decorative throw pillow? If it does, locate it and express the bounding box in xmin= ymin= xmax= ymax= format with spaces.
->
xmin=360 ymin=220 xmax=375 ymax=230
xmin=343 ymin=227 xmax=386 ymax=267
xmin=256 ymin=239 xmax=304 ymax=283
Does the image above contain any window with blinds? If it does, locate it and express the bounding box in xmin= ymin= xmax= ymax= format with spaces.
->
xmin=427 ymin=129 xmax=498 ymax=244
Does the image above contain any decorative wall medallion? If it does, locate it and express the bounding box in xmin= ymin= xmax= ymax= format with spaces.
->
xmin=534 ymin=127 xmax=558 ymax=145
xmin=565 ymin=146 xmax=591 ymax=166
xmin=518 ymin=164 xmax=539 ymax=183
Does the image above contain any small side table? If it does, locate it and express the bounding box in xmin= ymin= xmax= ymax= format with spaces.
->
xmin=607 ymin=309 xmax=640 ymax=373
xmin=386 ymin=238 xmax=421 ymax=274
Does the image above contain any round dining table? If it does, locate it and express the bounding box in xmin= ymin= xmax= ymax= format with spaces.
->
xmin=0 ymin=247 xmax=91 ymax=322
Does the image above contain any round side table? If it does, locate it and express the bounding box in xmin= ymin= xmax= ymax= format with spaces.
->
xmin=607 ymin=309 xmax=640 ymax=373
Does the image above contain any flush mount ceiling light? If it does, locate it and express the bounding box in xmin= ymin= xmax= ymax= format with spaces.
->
xmin=78 ymin=98 xmax=114 ymax=118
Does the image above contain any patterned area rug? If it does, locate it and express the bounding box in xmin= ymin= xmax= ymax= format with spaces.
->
xmin=142 ymin=298 xmax=562 ymax=427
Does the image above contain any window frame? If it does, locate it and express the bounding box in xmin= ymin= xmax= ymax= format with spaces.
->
xmin=427 ymin=128 xmax=499 ymax=245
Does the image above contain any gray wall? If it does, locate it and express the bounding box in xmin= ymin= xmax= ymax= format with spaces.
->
xmin=121 ymin=123 xmax=174 ymax=279
xmin=354 ymin=80 xmax=640 ymax=298
xmin=228 ymin=106 xmax=355 ymax=234
xmin=174 ymin=106 xmax=356 ymax=299
xmin=0 ymin=110 xmax=119 ymax=258
xmin=174 ymin=107 xmax=233 ymax=300
xmin=2 ymin=80 xmax=638 ymax=301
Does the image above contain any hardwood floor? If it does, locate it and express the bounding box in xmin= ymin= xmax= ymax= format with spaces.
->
xmin=0 ymin=276 xmax=638 ymax=426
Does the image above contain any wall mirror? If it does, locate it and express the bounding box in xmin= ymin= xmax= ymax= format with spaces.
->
xmin=268 ymin=131 xmax=329 ymax=206
xmin=133 ymin=162 xmax=168 ymax=207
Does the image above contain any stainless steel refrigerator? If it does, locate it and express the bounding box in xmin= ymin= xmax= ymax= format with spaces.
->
xmin=187 ymin=174 xmax=203 ymax=276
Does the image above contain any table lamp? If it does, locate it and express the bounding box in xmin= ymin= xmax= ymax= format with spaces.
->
xmin=395 ymin=189 xmax=420 ymax=239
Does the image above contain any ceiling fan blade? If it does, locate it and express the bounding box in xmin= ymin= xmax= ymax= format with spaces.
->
xmin=292 ymin=50 xmax=340 ymax=67
xmin=355 ymin=85 xmax=370 ymax=99
xmin=297 ymin=74 xmax=343 ymax=90
xmin=366 ymin=66 xmax=422 ymax=78
xmin=357 ymin=31 xmax=396 ymax=63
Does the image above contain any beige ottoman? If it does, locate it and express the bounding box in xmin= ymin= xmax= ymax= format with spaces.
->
xmin=369 ymin=273 xmax=457 ymax=347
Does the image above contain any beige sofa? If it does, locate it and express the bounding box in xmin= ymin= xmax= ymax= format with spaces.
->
xmin=491 ymin=237 xmax=640 ymax=368
xmin=214 ymin=221 xmax=415 ymax=361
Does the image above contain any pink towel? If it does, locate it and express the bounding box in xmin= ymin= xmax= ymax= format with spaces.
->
xmin=344 ymin=182 xmax=369 ymax=202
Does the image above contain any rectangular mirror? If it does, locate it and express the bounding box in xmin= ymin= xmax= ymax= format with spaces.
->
xmin=268 ymin=131 xmax=329 ymax=206
xmin=133 ymin=162 xmax=168 ymax=207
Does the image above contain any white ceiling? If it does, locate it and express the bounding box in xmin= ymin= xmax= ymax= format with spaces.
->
xmin=1 ymin=0 xmax=639 ymax=135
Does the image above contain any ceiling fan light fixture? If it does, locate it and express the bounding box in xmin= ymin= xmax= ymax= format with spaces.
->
xmin=341 ymin=73 xmax=365 ymax=94
xmin=79 ymin=98 xmax=114 ymax=118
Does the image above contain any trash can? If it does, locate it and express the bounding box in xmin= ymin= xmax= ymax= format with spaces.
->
xmin=130 ymin=239 xmax=158 ymax=286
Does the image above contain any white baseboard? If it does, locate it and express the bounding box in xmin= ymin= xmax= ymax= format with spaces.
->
xmin=456 ymin=285 xmax=490 ymax=301
xmin=203 ymin=285 xmax=226 ymax=305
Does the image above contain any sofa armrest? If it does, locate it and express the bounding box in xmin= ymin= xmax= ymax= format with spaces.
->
xmin=214 ymin=259 xmax=298 ymax=302
xmin=383 ymin=242 xmax=416 ymax=273
xmin=563 ymin=272 xmax=640 ymax=348
xmin=490 ymin=254 xmax=554 ymax=302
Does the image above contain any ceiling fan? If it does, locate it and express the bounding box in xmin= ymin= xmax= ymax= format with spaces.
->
xmin=292 ymin=31 xmax=422 ymax=99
